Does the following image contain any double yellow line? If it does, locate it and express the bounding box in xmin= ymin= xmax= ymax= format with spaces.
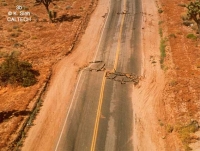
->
xmin=90 ymin=0 xmax=127 ymax=150
xmin=90 ymin=71 xmax=107 ymax=151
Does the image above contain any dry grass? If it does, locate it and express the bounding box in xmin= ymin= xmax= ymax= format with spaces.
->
xmin=176 ymin=121 xmax=199 ymax=151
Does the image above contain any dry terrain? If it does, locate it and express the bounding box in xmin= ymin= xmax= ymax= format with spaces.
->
xmin=0 ymin=0 xmax=97 ymax=150
xmin=0 ymin=0 xmax=200 ymax=150
xmin=160 ymin=0 xmax=200 ymax=150
xmin=132 ymin=0 xmax=200 ymax=150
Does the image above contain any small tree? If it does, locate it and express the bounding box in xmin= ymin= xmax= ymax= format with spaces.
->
xmin=0 ymin=55 xmax=39 ymax=87
xmin=187 ymin=0 xmax=200 ymax=34
xmin=35 ymin=0 xmax=55 ymax=22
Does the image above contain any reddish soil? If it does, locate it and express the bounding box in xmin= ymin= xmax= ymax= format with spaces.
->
xmin=132 ymin=0 xmax=166 ymax=150
xmin=1 ymin=0 xmax=200 ymax=150
xmin=0 ymin=0 xmax=97 ymax=150
xmin=133 ymin=0 xmax=200 ymax=150
xmin=159 ymin=0 xmax=200 ymax=150
xmin=22 ymin=0 xmax=108 ymax=150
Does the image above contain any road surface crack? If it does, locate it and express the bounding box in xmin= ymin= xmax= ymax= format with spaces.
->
xmin=106 ymin=71 xmax=141 ymax=85
xmin=89 ymin=61 xmax=106 ymax=72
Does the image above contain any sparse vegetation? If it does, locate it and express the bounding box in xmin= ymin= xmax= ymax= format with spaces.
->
xmin=10 ymin=32 xmax=20 ymax=38
xmin=0 ymin=53 xmax=39 ymax=87
xmin=13 ymin=25 xmax=19 ymax=29
xmin=0 ymin=52 xmax=8 ymax=58
xmin=158 ymin=20 xmax=164 ymax=25
xmin=0 ymin=0 xmax=94 ymax=150
xmin=160 ymin=37 xmax=166 ymax=67
xmin=159 ymin=28 xmax=163 ymax=37
xmin=35 ymin=0 xmax=56 ymax=22
xmin=1 ymin=2 xmax=7 ymax=6
xmin=158 ymin=8 xmax=163 ymax=13
xmin=158 ymin=119 xmax=164 ymax=126
xmin=176 ymin=120 xmax=199 ymax=151
xmin=170 ymin=79 xmax=178 ymax=86
xmin=181 ymin=13 xmax=189 ymax=21
xmin=186 ymin=0 xmax=200 ymax=35
xmin=187 ymin=33 xmax=197 ymax=40
xmin=183 ymin=20 xmax=194 ymax=26
xmin=169 ymin=33 xmax=176 ymax=38
xmin=166 ymin=124 xmax=174 ymax=133
xmin=159 ymin=25 xmax=166 ymax=69
xmin=31 ymin=36 xmax=38 ymax=39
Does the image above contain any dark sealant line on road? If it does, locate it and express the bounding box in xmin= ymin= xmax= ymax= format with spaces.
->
xmin=130 ymin=0 xmax=142 ymax=76
xmin=90 ymin=0 xmax=128 ymax=150
xmin=55 ymin=0 xmax=143 ymax=150
xmin=95 ymin=0 xmax=143 ymax=150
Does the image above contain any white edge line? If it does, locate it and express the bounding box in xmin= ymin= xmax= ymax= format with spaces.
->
xmin=54 ymin=0 xmax=111 ymax=150
xmin=92 ymin=0 xmax=111 ymax=63
xmin=54 ymin=70 xmax=83 ymax=151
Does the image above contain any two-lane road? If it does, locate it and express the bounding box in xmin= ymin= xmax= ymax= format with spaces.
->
xmin=55 ymin=0 xmax=142 ymax=150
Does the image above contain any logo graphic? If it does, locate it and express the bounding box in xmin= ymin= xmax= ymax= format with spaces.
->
xmin=16 ymin=5 xmax=23 ymax=10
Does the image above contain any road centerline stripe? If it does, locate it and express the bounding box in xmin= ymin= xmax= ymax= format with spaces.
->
xmin=90 ymin=71 xmax=107 ymax=151
xmin=90 ymin=0 xmax=127 ymax=150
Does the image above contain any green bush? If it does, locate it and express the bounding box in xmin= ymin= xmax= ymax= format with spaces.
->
xmin=0 ymin=55 xmax=39 ymax=87
xmin=186 ymin=33 xmax=197 ymax=40
xmin=160 ymin=38 xmax=166 ymax=65
xmin=177 ymin=120 xmax=199 ymax=151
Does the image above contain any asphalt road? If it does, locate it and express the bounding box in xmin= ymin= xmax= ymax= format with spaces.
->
xmin=54 ymin=0 xmax=142 ymax=150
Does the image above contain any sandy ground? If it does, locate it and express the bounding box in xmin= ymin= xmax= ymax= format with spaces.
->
xmin=22 ymin=0 xmax=109 ymax=150
xmin=0 ymin=0 xmax=98 ymax=149
xmin=159 ymin=0 xmax=200 ymax=150
xmin=22 ymin=0 xmax=200 ymax=150
xmin=132 ymin=0 xmax=168 ymax=150
xmin=133 ymin=0 xmax=200 ymax=150
xmin=22 ymin=0 xmax=170 ymax=150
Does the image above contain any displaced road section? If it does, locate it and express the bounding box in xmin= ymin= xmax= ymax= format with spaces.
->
xmin=55 ymin=0 xmax=143 ymax=150
xmin=22 ymin=0 xmax=109 ymax=150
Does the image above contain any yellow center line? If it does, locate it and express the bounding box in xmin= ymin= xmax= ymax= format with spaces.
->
xmin=90 ymin=0 xmax=127 ymax=150
xmin=90 ymin=71 xmax=107 ymax=151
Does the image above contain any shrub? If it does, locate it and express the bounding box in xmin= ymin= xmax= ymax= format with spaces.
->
xmin=186 ymin=33 xmax=197 ymax=40
xmin=0 ymin=55 xmax=39 ymax=87
xmin=1 ymin=2 xmax=7 ymax=6
xmin=10 ymin=33 xmax=19 ymax=38
xmin=158 ymin=8 xmax=163 ymax=14
xmin=176 ymin=120 xmax=199 ymax=151
xmin=158 ymin=21 xmax=164 ymax=25
xmin=160 ymin=38 xmax=166 ymax=65
xmin=166 ymin=124 xmax=174 ymax=133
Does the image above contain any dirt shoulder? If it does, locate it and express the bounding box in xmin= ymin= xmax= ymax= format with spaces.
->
xmin=132 ymin=0 xmax=167 ymax=150
xmin=21 ymin=0 xmax=109 ymax=150
xmin=132 ymin=0 xmax=200 ymax=150
xmin=0 ymin=0 xmax=98 ymax=150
